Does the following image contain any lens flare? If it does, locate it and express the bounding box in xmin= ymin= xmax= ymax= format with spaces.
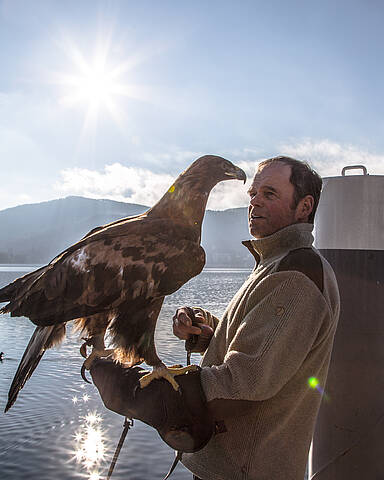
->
xmin=308 ymin=377 xmax=319 ymax=389
xmin=308 ymin=377 xmax=329 ymax=400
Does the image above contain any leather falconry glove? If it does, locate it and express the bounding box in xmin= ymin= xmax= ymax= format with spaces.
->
xmin=90 ymin=358 xmax=215 ymax=453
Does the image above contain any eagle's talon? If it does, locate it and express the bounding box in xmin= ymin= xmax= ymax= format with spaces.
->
xmin=81 ymin=363 xmax=92 ymax=384
xmin=80 ymin=337 xmax=95 ymax=358
xmin=133 ymin=384 xmax=139 ymax=400
xmin=80 ymin=343 xmax=88 ymax=359
xmin=80 ymin=347 xmax=115 ymax=385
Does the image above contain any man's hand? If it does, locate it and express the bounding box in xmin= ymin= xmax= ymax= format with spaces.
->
xmin=173 ymin=306 xmax=214 ymax=353
xmin=172 ymin=306 xmax=204 ymax=340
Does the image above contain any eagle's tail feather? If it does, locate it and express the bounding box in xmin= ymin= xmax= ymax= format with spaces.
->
xmin=5 ymin=324 xmax=66 ymax=412
xmin=0 ymin=282 xmax=16 ymax=303
xmin=0 ymin=305 xmax=9 ymax=314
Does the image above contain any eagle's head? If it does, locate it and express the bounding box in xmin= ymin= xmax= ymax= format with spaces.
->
xmin=151 ymin=155 xmax=246 ymax=228
xmin=178 ymin=155 xmax=246 ymax=192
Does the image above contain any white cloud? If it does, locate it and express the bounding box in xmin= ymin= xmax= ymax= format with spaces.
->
xmin=55 ymin=159 xmax=253 ymax=211
xmin=55 ymin=163 xmax=175 ymax=207
xmin=207 ymin=159 xmax=258 ymax=210
xmin=50 ymin=140 xmax=384 ymax=212
xmin=279 ymin=139 xmax=384 ymax=177
xmin=207 ymin=140 xmax=384 ymax=208
xmin=207 ymin=181 xmax=249 ymax=210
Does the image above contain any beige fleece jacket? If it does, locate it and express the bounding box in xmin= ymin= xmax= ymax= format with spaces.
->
xmin=182 ymin=223 xmax=340 ymax=480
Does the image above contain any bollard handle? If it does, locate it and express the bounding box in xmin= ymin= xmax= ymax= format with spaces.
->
xmin=341 ymin=165 xmax=368 ymax=176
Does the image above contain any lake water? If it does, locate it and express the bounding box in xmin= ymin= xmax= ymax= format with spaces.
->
xmin=0 ymin=266 xmax=251 ymax=480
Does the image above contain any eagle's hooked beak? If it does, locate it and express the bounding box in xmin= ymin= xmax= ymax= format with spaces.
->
xmin=225 ymin=166 xmax=247 ymax=184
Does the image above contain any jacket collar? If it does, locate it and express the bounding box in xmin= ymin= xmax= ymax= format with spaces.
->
xmin=242 ymin=223 xmax=314 ymax=265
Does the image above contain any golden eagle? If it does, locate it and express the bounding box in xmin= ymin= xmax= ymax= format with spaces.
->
xmin=1 ymin=155 xmax=246 ymax=412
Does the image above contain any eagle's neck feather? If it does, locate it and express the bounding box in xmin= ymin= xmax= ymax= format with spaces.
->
xmin=149 ymin=187 xmax=209 ymax=231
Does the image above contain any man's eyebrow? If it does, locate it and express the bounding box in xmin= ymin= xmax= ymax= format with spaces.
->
xmin=263 ymin=185 xmax=278 ymax=193
xmin=247 ymin=184 xmax=279 ymax=194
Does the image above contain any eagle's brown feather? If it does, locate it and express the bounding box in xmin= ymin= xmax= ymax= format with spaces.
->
xmin=4 ymin=221 xmax=204 ymax=324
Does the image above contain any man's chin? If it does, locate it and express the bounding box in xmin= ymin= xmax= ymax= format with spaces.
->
xmin=249 ymin=227 xmax=266 ymax=239
xmin=249 ymin=223 xmax=276 ymax=239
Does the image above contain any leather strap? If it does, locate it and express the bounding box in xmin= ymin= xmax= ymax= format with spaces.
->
xmin=162 ymin=451 xmax=183 ymax=480
xmin=106 ymin=417 xmax=133 ymax=480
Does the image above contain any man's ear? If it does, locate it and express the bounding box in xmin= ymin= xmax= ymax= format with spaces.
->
xmin=296 ymin=195 xmax=314 ymax=222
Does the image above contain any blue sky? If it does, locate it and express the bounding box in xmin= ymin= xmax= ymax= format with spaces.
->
xmin=0 ymin=0 xmax=383 ymax=210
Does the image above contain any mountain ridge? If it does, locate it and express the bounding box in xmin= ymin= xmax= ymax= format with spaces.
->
xmin=0 ymin=196 xmax=253 ymax=267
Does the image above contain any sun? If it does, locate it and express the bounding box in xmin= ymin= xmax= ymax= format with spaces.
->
xmin=72 ymin=63 xmax=116 ymax=109
xmin=59 ymin=52 xmax=126 ymax=112
xmin=52 ymin=34 xmax=147 ymax=132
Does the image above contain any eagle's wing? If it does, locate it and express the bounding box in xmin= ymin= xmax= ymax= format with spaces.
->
xmin=0 ymin=214 xmax=146 ymax=305
xmin=2 ymin=215 xmax=204 ymax=326
xmin=80 ymin=211 xmax=146 ymax=240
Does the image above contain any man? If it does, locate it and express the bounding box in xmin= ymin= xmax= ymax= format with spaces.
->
xmin=172 ymin=156 xmax=340 ymax=480
xmin=91 ymin=157 xmax=340 ymax=480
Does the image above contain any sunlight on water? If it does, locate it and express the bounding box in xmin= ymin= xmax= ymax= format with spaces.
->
xmin=73 ymin=411 xmax=105 ymax=479
xmin=89 ymin=473 xmax=101 ymax=480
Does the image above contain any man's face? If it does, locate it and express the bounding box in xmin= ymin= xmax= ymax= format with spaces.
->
xmin=248 ymin=162 xmax=301 ymax=238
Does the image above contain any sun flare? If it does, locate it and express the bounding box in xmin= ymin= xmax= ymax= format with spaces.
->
xmin=71 ymin=66 xmax=115 ymax=108
xmin=59 ymin=54 xmax=129 ymax=112
xmin=52 ymin=34 xmax=149 ymax=132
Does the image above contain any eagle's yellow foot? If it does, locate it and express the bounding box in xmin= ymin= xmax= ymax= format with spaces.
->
xmin=82 ymin=348 xmax=115 ymax=369
xmin=139 ymin=364 xmax=199 ymax=391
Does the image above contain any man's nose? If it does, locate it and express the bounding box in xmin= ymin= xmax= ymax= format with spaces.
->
xmin=250 ymin=192 xmax=263 ymax=207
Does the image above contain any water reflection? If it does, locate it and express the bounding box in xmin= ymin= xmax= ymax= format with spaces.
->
xmin=73 ymin=411 xmax=105 ymax=479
